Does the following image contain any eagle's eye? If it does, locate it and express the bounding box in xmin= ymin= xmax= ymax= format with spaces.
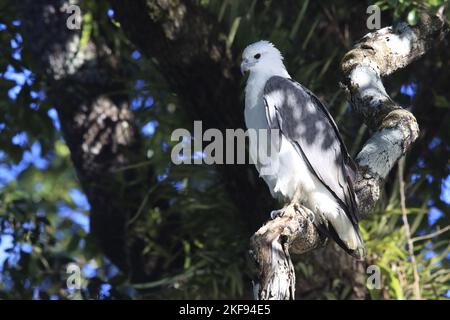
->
xmin=254 ymin=53 xmax=261 ymax=59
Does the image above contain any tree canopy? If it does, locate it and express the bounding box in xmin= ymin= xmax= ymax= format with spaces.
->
xmin=0 ymin=0 xmax=449 ymax=299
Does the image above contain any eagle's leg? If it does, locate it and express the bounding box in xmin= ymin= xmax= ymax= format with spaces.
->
xmin=270 ymin=188 xmax=304 ymax=219
xmin=269 ymin=202 xmax=300 ymax=219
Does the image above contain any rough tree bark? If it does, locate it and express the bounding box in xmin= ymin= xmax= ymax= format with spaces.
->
xmin=19 ymin=0 xmax=155 ymax=281
xmin=251 ymin=11 xmax=447 ymax=300
xmin=18 ymin=0 xmax=273 ymax=285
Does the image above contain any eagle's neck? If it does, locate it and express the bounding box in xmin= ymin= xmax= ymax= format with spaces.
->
xmin=244 ymin=67 xmax=290 ymax=126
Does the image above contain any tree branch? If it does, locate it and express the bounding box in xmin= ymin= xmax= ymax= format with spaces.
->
xmin=342 ymin=11 xmax=446 ymax=218
xmin=251 ymin=11 xmax=447 ymax=300
xmin=411 ymin=224 xmax=450 ymax=243
xmin=250 ymin=205 xmax=327 ymax=300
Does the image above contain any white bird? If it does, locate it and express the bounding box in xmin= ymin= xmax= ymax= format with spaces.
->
xmin=241 ymin=40 xmax=365 ymax=259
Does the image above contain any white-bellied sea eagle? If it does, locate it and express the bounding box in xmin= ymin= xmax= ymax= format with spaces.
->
xmin=241 ymin=40 xmax=365 ymax=259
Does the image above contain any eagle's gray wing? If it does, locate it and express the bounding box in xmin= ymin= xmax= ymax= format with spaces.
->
xmin=263 ymin=76 xmax=359 ymax=226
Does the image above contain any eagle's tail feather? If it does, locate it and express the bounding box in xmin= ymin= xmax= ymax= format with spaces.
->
xmin=314 ymin=216 xmax=365 ymax=260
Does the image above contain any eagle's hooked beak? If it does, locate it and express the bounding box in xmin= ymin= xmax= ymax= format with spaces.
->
xmin=240 ymin=60 xmax=249 ymax=75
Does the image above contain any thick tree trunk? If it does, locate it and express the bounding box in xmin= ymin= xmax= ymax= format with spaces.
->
xmin=19 ymin=0 xmax=155 ymax=281
xmin=109 ymin=0 xmax=275 ymax=233
xmin=251 ymin=11 xmax=446 ymax=300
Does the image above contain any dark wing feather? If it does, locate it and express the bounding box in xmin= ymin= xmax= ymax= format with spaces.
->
xmin=263 ymin=76 xmax=360 ymax=226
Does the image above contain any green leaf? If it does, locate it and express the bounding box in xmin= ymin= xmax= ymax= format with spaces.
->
xmin=407 ymin=9 xmax=418 ymax=26
xmin=80 ymin=12 xmax=93 ymax=49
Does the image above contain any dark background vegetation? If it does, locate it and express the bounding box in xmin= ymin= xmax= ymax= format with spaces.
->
xmin=0 ymin=0 xmax=449 ymax=299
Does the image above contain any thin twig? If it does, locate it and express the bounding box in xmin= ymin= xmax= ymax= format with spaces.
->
xmin=411 ymin=224 xmax=450 ymax=243
xmin=398 ymin=157 xmax=421 ymax=300
xmin=320 ymin=4 xmax=348 ymax=48
xmin=127 ymin=183 xmax=158 ymax=226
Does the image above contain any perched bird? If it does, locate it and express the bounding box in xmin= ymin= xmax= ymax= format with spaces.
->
xmin=241 ymin=40 xmax=365 ymax=259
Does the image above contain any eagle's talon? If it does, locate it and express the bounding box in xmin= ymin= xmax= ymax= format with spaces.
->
xmin=270 ymin=209 xmax=284 ymax=219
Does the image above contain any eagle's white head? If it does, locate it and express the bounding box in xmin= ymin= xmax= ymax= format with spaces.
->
xmin=240 ymin=40 xmax=289 ymax=78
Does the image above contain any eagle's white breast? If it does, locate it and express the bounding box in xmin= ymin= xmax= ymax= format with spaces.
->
xmin=244 ymin=72 xmax=315 ymax=201
xmin=241 ymin=40 xmax=364 ymax=254
xmin=244 ymin=74 xmax=359 ymax=250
